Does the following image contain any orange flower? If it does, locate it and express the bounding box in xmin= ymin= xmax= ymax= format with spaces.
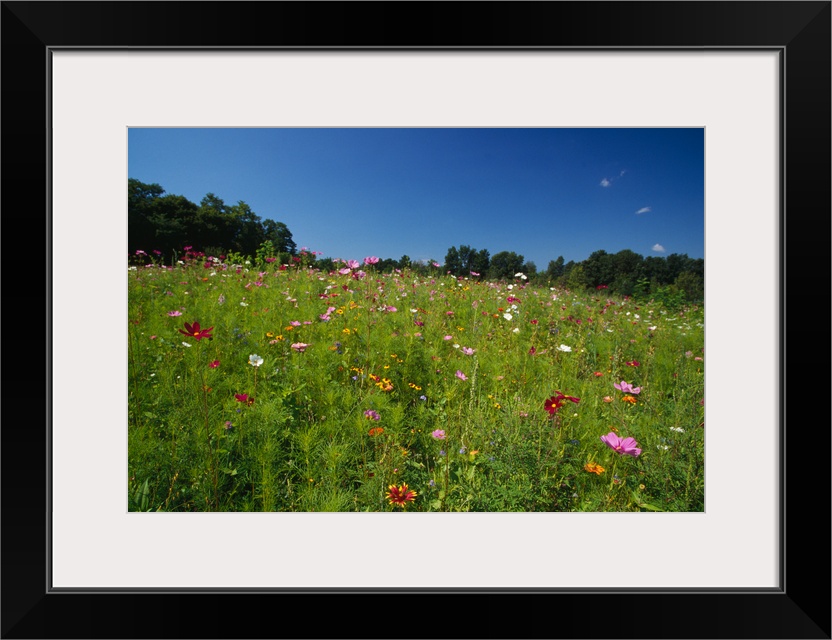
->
xmin=584 ymin=462 xmax=605 ymax=475
xmin=621 ymin=395 xmax=637 ymax=404
xmin=368 ymin=427 xmax=384 ymax=437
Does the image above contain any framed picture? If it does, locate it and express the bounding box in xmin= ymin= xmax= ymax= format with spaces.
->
xmin=3 ymin=2 xmax=829 ymax=638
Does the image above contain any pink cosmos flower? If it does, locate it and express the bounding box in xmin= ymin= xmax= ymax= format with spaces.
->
xmin=431 ymin=429 xmax=446 ymax=440
xmin=291 ymin=342 xmax=309 ymax=352
xmin=338 ymin=267 xmax=352 ymax=275
xmin=347 ymin=259 xmax=360 ymax=270
xmin=455 ymin=370 xmax=467 ymax=381
xmin=167 ymin=310 xmax=182 ymax=317
xmin=600 ymin=432 xmax=642 ymax=457
xmin=364 ymin=256 xmax=379 ymax=265
xmin=461 ymin=347 xmax=475 ymax=355
xmin=614 ymin=380 xmax=642 ymax=395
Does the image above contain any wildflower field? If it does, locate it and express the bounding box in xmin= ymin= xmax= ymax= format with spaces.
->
xmin=128 ymin=252 xmax=705 ymax=512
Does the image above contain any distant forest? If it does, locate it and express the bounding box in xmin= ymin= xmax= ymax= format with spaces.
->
xmin=129 ymin=179 xmax=704 ymax=304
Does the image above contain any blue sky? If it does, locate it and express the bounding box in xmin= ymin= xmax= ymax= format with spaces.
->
xmin=128 ymin=128 xmax=704 ymax=268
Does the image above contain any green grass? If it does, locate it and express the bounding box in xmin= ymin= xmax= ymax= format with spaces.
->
xmin=128 ymin=257 xmax=704 ymax=512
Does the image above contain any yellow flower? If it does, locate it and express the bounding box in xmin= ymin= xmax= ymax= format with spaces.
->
xmin=584 ymin=462 xmax=605 ymax=475
xmin=342 ymin=328 xmax=351 ymax=334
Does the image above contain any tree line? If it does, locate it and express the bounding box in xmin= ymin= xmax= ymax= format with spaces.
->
xmin=129 ymin=179 xmax=703 ymax=303
xmin=439 ymin=244 xmax=704 ymax=303
xmin=129 ymin=179 xmax=297 ymax=260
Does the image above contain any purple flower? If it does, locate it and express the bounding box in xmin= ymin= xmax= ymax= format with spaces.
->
xmin=600 ymin=432 xmax=642 ymax=457
xmin=614 ymin=380 xmax=642 ymax=395
xmin=431 ymin=429 xmax=446 ymax=440
xmin=461 ymin=347 xmax=475 ymax=355
xmin=455 ymin=370 xmax=468 ymax=381
xmin=364 ymin=409 xmax=381 ymax=421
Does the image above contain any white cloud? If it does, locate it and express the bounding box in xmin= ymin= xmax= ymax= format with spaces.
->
xmin=652 ymin=243 xmax=666 ymax=253
xmin=600 ymin=178 xmax=611 ymax=187
xmin=636 ymin=207 xmax=651 ymax=215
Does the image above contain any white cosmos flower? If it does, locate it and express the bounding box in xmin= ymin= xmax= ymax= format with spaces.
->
xmin=182 ymin=342 xmax=192 ymax=348
xmin=512 ymin=328 xmax=520 ymax=334
xmin=507 ymin=284 xmax=514 ymax=290
xmin=249 ymin=354 xmax=264 ymax=367
xmin=648 ymin=326 xmax=657 ymax=331
xmin=240 ymin=302 xmax=248 ymax=307
xmin=670 ymin=427 xmax=685 ymax=433
xmin=557 ymin=344 xmax=572 ymax=352
xmin=503 ymin=313 xmax=513 ymax=321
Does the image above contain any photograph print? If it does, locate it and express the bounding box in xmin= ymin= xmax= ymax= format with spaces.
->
xmin=127 ymin=127 xmax=704 ymax=513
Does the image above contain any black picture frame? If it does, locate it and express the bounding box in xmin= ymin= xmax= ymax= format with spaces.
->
xmin=2 ymin=2 xmax=829 ymax=638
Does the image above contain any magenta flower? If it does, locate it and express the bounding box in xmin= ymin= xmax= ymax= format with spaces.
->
xmin=364 ymin=256 xmax=379 ymax=265
xmin=209 ymin=360 xmax=220 ymax=368
xmin=600 ymin=432 xmax=642 ymax=457
xmin=614 ymin=380 xmax=642 ymax=395
xmin=431 ymin=429 xmax=446 ymax=440
xmin=455 ymin=370 xmax=467 ymax=381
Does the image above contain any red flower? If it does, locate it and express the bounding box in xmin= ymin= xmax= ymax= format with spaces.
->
xmin=386 ymin=483 xmax=418 ymax=508
xmin=178 ymin=321 xmax=214 ymax=341
xmin=544 ymin=391 xmax=580 ymax=415
xmin=235 ymin=393 xmax=254 ymax=405
xmin=625 ymin=360 xmax=640 ymax=367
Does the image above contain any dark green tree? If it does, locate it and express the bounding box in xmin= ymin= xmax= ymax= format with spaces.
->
xmin=488 ymin=250 xmax=525 ymax=280
xmin=546 ymin=256 xmax=565 ymax=280
xmin=263 ymin=219 xmax=297 ymax=255
xmin=583 ymin=250 xmax=617 ymax=288
xmin=444 ymin=246 xmax=461 ymax=275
